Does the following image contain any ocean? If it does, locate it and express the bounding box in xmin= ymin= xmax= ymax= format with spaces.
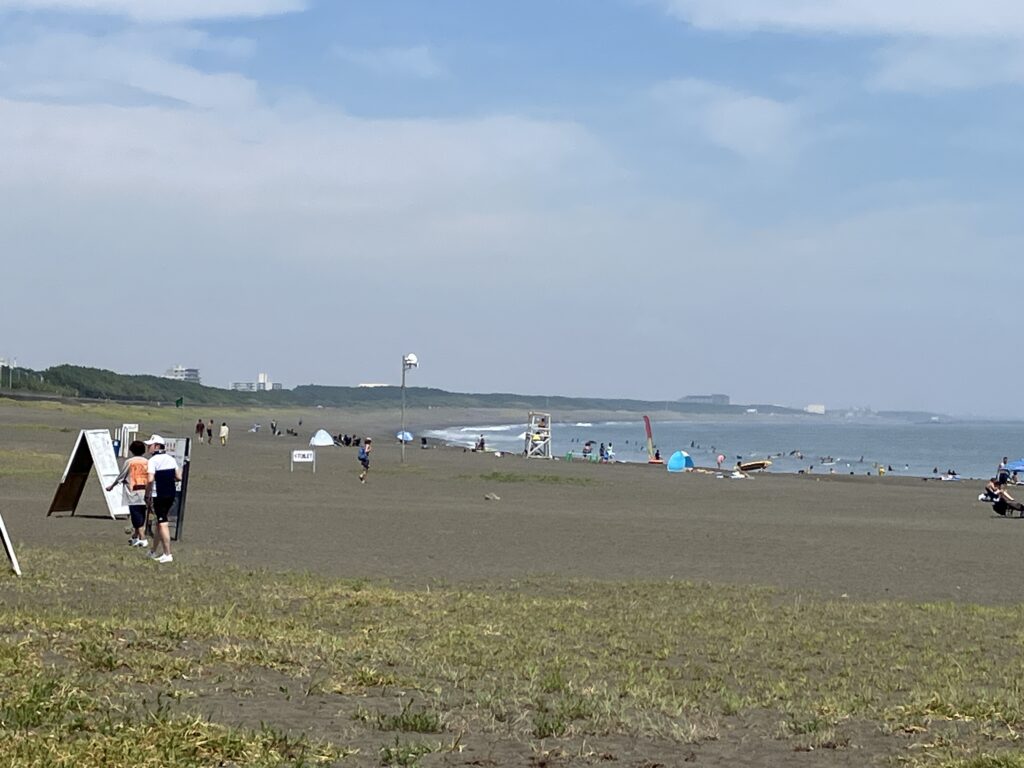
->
xmin=422 ymin=417 xmax=1024 ymax=480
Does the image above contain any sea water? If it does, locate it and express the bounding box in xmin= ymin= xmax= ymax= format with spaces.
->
xmin=423 ymin=418 xmax=1024 ymax=480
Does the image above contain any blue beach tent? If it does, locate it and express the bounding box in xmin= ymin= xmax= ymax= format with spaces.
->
xmin=1004 ymin=459 xmax=1024 ymax=473
xmin=667 ymin=451 xmax=694 ymax=473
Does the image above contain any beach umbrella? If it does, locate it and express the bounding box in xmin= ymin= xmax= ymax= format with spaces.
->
xmin=667 ymin=451 xmax=694 ymax=473
xmin=396 ymin=431 xmax=414 ymax=443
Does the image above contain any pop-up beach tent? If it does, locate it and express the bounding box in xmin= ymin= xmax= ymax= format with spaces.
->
xmin=1004 ymin=459 xmax=1024 ymax=473
xmin=309 ymin=429 xmax=335 ymax=447
xmin=667 ymin=451 xmax=694 ymax=473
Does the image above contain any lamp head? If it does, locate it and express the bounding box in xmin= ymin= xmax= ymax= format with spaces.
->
xmin=403 ymin=353 xmax=418 ymax=369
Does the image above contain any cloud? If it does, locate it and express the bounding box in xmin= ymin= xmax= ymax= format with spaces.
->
xmin=0 ymin=0 xmax=304 ymax=22
xmin=657 ymin=2 xmax=1024 ymax=93
xmin=0 ymin=30 xmax=260 ymax=109
xmin=332 ymin=45 xmax=446 ymax=80
xmin=658 ymin=0 xmax=1024 ymax=40
xmin=650 ymin=78 xmax=801 ymax=160
xmin=871 ymin=40 xmax=1024 ymax=90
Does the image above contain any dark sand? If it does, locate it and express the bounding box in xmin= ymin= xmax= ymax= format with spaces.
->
xmin=1 ymin=401 xmax=1017 ymax=604
xmin=4 ymin=401 xmax=1024 ymax=767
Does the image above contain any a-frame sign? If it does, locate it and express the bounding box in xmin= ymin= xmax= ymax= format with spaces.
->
xmin=1 ymin=511 xmax=21 ymax=576
xmin=48 ymin=429 xmax=130 ymax=519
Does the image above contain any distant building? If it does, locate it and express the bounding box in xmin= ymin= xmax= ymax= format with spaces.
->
xmin=678 ymin=394 xmax=730 ymax=405
xmin=804 ymin=404 xmax=827 ymax=415
xmin=358 ymin=383 xmax=392 ymax=388
xmin=164 ymin=365 xmax=201 ymax=384
xmin=230 ymin=371 xmax=281 ymax=391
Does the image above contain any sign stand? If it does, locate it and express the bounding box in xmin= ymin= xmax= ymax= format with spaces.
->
xmin=48 ymin=429 xmax=130 ymax=519
xmin=48 ymin=432 xmax=191 ymax=542
xmin=0 ymin=512 xmax=21 ymax=576
xmin=291 ymin=450 xmax=316 ymax=473
xmin=116 ymin=423 xmax=139 ymax=457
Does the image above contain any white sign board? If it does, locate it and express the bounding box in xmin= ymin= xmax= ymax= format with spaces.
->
xmin=85 ymin=430 xmax=130 ymax=518
xmin=48 ymin=429 xmax=129 ymax=519
xmin=0 ymin=511 xmax=21 ymax=576
xmin=117 ymin=423 xmax=140 ymax=456
xmin=291 ymin=450 xmax=316 ymax=473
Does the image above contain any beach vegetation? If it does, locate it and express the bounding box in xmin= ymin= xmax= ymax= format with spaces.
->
xmin=0 ymin=449 xmax=65 ymax=478
xmin=475 ymin=471 xmax=595 ymax=485
xmin=3 ymin=547 xmax=1024 ymax=765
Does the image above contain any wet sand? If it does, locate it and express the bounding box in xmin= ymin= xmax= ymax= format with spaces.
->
xmin=1 ymin=401 xmax=1017 ymax=604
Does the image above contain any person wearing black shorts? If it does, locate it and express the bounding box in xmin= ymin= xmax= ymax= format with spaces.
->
xmin=145 ymin=435 xmax=182 ymax=563
xmin=358 ymin=437 xmax=372 ymax=484
xmin=106 ymin=440 xmax=151 ymax=548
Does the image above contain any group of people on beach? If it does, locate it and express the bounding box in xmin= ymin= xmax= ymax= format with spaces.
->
xmin=980 ymin=457 xmax=1024 ymax=517
xmin=105 ymin=435 xmax=181 ymax=564
xmin=193 ymin=418 xmax=230 ymax=446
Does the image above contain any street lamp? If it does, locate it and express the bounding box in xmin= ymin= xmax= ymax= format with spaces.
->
xmin=400 ymin=353 xmax=418 ymax=463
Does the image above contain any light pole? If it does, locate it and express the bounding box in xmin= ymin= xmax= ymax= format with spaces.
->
xmin=400 ymin=353 xmax=418 ymax=463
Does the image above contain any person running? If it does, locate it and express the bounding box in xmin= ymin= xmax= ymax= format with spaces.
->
xmin=145 ymin=435 xmax=182 ymax=563
xmin=358 ymin=437 xmax=372 ymax=484
xmin=219 ymin=421 xmax=229 ymax=447
xmin=106 ymin=440 xmax=150 ymax=548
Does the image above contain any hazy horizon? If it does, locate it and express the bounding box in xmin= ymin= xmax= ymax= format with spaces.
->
xmin=1 ymin=1 xmax=1014 ymax=416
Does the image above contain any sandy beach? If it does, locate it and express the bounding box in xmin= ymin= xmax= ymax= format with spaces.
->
xmin=6 ymin=399 xmax=1024 ymax=767
xmin=1 ymin=399 xmax=1016 ymax=604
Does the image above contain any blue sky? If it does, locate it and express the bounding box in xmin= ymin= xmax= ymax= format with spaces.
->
xmin=1 ymin=1 xmax=1020 ymax=414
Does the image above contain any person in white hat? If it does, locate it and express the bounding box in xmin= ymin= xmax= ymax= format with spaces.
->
xmin=145 ymin=435 xmax=181 ymax=564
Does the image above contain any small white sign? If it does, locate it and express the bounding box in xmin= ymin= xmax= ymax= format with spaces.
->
xmin=1 ymin=512 xmax=21 ymax=576
xmin=122 ymin=423 xmax=139 ymax=431
xmin=291 ymin=450 xmax=316 ymax=472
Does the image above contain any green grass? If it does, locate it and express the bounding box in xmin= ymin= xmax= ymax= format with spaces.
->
xmin=0 ymin=449 xmax=66 ymax=478
xmin=475 ymin=471 xmax=595 ymax=486
xmin=3 ymin=546 xmax=1024 ymax=766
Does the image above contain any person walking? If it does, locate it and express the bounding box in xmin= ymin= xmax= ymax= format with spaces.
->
xmin=106 ymin=439 xmax=150 ymax=548
xmin=145 ymin=435 xmax=181 ymax=564
xmin=358 ymin=437 xmax=372 ymax=484
xmin=219 ymin=421 xmax=229 ymax=447
xmin=194 ymin=418 xmax=205 ymax=444
xmin=206 ymin=419 xmax=214 ymax=445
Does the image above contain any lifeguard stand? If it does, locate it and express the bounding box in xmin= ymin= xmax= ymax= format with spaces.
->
xmin=524 ymin=411 xmax=552 ymax=459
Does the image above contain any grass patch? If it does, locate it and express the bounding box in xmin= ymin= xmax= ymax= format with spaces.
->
xmin=3 ymin=546 xmax=1024 ymax=764
xmin=0 ymin=449 xmax=65 ymax=477
xmin=477 ymin=471 xmax=595 ymax=486
xmin=374 ymin=699 xmax=444 ymax=733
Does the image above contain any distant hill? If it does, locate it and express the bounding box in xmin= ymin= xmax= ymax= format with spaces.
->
xmin=0 ymin=364 xmax=807 ymax=416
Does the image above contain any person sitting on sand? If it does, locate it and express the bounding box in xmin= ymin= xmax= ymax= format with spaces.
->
xmin=993 ymin=481 xmax=1024 ymax=517
xmin=982 ymin=477 xmax=1001 ymax=502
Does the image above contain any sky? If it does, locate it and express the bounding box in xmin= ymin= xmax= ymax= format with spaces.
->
xmin=0 ymin=1 xmax=1018 ymax=415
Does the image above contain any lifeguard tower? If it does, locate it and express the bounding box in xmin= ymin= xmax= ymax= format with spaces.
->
xmin=524 ymin=411 xmax=552 ymax=459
